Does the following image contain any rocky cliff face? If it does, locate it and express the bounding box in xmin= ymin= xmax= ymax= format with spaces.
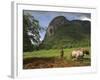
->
xmin=42 ymin=16 xmax=90 ymax=49
xmin=47 ymin=16 xmax=70 ymax=36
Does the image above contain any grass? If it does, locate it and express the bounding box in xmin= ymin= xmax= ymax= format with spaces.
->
xmin=24 ymin=48 xmax=73 ymax=59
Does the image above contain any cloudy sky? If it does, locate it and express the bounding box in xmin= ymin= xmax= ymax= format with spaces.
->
xmin=23 ymin=10 xmax=91 ymax=41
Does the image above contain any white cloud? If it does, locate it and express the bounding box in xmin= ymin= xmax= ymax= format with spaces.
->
xmin=80 ymin=16 xmax=91 ymax=21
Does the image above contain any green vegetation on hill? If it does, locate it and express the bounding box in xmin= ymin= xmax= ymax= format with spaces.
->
xmin=42 ymin=16 xmax=90 ymax=49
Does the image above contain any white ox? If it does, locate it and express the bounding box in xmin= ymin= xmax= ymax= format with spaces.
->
xmin=71 ymin=48 xmax=89 ymax=60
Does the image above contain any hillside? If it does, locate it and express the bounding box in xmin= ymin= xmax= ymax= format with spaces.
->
xmin=41 ymin=16 xmax=91 ymax=49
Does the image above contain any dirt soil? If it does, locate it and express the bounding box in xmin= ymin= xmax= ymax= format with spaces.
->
xmin=23 ymin=57 xmax=90 ymax=69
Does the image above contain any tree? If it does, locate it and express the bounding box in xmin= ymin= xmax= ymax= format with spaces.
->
xmin=23 ymin=14 xmax=40 ymax=52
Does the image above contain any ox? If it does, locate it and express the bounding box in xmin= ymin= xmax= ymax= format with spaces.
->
xmin=71 ymin=48 xmax=89 ymax=60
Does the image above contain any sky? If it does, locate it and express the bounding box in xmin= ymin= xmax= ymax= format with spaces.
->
xmin=24 ymin=10 xmax=91 ymax=41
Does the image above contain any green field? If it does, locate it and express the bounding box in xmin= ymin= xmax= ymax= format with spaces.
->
xmin=24 ymin=47 xmax=90 ymax=59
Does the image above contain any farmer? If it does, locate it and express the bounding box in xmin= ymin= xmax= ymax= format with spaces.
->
xmin=60 ymin=47 xmax=64 ymax=59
